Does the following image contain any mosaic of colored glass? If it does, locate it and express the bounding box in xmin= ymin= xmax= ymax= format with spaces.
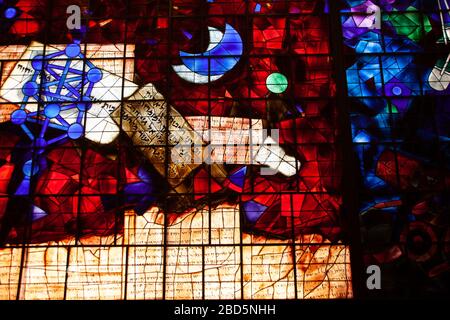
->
xmin=342 ymin=0 xmax=449 ymax=297
xmin=0 ymin=0 xmax=447 ymax=300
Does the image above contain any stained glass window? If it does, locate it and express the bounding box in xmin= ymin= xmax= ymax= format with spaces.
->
xmin=341 ymin=0 xmax=450 ymax=297
xmin=0 ymin=0 xmax=448 ymax=302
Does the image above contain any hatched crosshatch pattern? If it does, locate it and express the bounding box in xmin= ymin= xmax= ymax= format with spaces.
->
xmin=0 ymin=0 xmax=448 ymax=301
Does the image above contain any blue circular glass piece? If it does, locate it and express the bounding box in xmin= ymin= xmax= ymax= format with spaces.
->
xmin=77 ymin=97 xmax=91 ymax=111
xmin=67 ymin=123 xmax=84 ymax=140
xmin=34 ymin=138 xmax=47 ymax=149
xmin=11 ymin=109 xmax=27 ymax=125
xmin=392 ymin=86 xmax=402 ymax=96
xmin=23 ymin=160 xmax=40 ymax=177
xmin=87 ymin=68 xmax=103 ymax=83
xmin=65 ymin=44 xmax=81 ymax=58
xmin=44 ymin=104 xmax=60 ymax=119
xmin=22 ymin=81 xmax=39 ymax=96
xmin=77 ymin=102 xmax=89 ymax=111
xmin=31 ymin=56 xmax=44 ymax=71
xmin=4 ymin=7 xmax=17 ymax=19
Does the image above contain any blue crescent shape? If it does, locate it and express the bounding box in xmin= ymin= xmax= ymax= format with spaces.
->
xmin=179 ymin=24 xmax=243 ymax=77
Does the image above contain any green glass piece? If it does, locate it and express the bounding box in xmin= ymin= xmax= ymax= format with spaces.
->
xmin=390 ymin=105 xmax=399 ymax=114
xmin=266 ymin=73 xmax=288 ymax=94
xmin=384 ymin=6 xmax=432 ymax=42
